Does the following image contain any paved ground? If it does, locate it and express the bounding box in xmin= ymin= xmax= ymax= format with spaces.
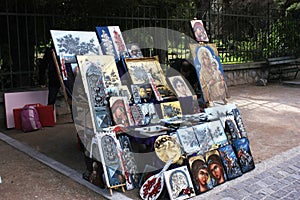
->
xmin=0 ymin=80 xmax=299 ymax=199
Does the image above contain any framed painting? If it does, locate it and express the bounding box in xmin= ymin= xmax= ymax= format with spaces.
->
xmin=232 ymin=137 xmax=255 ymax=173
xmin=205 ymin=149 xmax=227 ymax=186
xmin=218 ymin=145 xmax=243 ymax=180
xmin=207 ymin=120 xmax=229 ymax=147
xmin=176 ymin=127 xmax=200 ymax=154
xmin=110 ymin=97 xmax=134 ymax=127
xmin=190 ymin=44 xmax=229 ymax=103
xmin=96 ymin=26 xmax=129 ymax=60
xmin=160 ymin=101 xmax=182 ymax=119
xmin=163 ymin=166 xmax=196 ymax=200
xmin=168 ymin=76 xmax=193 ymax=97
xmin=193 ymin=123 xmax=214 ymax=155
xmin=124 ymin=57 xmax=167 ymax=86
xmin=190 ymin=19 xmax=209 ymax=43
xmin=188 ymin=155 xmax=213 ymax=194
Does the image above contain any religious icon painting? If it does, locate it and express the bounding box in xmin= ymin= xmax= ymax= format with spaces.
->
xmin=163 ymin=166 xmax=196 ymax=200
xmin=168 ymin=76 xmax=193 ymax=98
xmin=232 ymin=107 xmax=248 ymax=138
xmin=127 ymin=43 xmax=143 ymax=58
xmin=190 ymin=19 xmax=209 ymax=43
xmin=207 ymin=120 xmax=229 ymax=147
xmin=193 ymin=123 xmax=214 ymax=155
xmin=232 ymin=137 xmax=255 ymax=173
xmin=205 ymin=149 xmax=227 ymax=186
xmin=97 ymin=131 xmax=126 ymax=189
xmin=77 ymin=55 xmax=111 ymax=132
xmin=130 ymin=104 xmax=145 ymax=126
xmin=118 ymin=135 xmax=140 ymax=188
xmin=160 ymin=101 xmax=182 ymax=119
xmin=188 ymin=155 xmax=214 ymax=194
xmin=110 ymin=97 xmax=134 ymax=127
xmin=176 ymin=127 xmax=200 ymax=154
xmin=218 ymin=145 xmax=243 ymax=180
xmin=124 ymin=57 xmax=167 ymax=86
xmin=107 ymin=26 xmax=129 ymax=59
xmin=76 ymin=55 xmax=122 ymax=92
xmin=190 ymin=44 xmax=228 ymax=103
xmin=224 ymin=115 xmax=242 ymax=143
xmin=131 ymin=84 xmax=142 ymax=104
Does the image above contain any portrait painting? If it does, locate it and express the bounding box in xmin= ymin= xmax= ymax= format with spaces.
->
xmin=188 ymin=155 xmax=213 ymax=194
xmin=190 ymin=19 xmax=209 ymax=43
xmin=127 ymin=43 xmax=143 ymax=58
xmin=168 ymin=76 xmax=193 ymax=97
xmin=160 ymin=101 xmax=182 ymax=119
xmin=176 ymin=127 xmax=200 ymax=154
xmin=163 ymin=166 xmax=196 ymax=200
xmin=218 ymin=145 xmax=243 ymax=180
xmin=205 ymin=149 xmax=227 ymax=186
xmin=191 ymin=44 xmax=229 ymax=103
xmin=110 ymin=97 xmax=134 ymax=127
xmin=124 ymin=57 xmax=167 ymax=86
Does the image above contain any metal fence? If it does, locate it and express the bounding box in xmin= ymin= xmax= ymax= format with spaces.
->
xmin=0 ymin=2 xmax=299 ymax=91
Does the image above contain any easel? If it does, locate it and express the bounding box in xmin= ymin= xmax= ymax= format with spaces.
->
xmin=109 ymin=184 xmax=126 ymax=196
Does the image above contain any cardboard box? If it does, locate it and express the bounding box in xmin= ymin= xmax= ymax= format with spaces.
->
xmin=13 ymin=104 xmax=55 ymax=129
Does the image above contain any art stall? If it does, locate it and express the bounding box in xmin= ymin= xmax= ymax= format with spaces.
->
xmin=50 ymin=20 xmax=255 ymax=199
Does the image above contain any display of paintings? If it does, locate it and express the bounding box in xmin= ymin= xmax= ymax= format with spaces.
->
xmin=190 ymin=44 xmax=228 ymax=103
xmin=96 ymin=26 xmax=129 ymax=60
xmin=50 ymin=30 xmax=102 ymax=64
xmin=176 ymin=127 xmax=200 ymax=154
xmin=163 ymin=166 xmax=196 ymax=200
xmin=110 ymin=97 xmax=134 ymax=127
xmin=127 ymin=43 xmax=143 ymax=58
xmin=168 ymin=76 xmax=193 ymax=97
xmin=207 ymin=120 xmax=228 ymax=147
xmin=76 ymin=55 xmax=122 ymax=92
xmin=118 ymin=135 xmax=140 ymax=188
xmin=232 ymin=137 xmax=255 ymax=173
xmin=218 ymin=145 xmax=243 ymax=180
xmin=97 ymin=131 xmax=125 ymax=188
xmin=190 ymin=19 xmax=209 ymax=43
xmin=193 ymin=123 xmax=214 ymax=155
xmin=124 ymin=57 xmax=167 ymax=86
xmin=188 ymin=155 xmax=214 ymax=194
xmin=160 ymin=101 xmax=182 ymax=119
xmin=77 ymin=55 xmax=111 ymax=132
xmin=205 ymin=149 xmax=227 ymax=186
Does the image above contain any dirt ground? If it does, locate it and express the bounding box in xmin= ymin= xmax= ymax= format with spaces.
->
xmin=0 ymin=80 xmax=299 ymax=199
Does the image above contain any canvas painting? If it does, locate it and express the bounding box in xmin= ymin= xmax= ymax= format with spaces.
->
xmin=127 ymin=43 xmax=143 ymax=58
xmin=224 ymin=115 xmax=242 ymax=143
xmin=130 ymin=104 xmax=145 ymax=126
xmin=218 ymin=145 xmax=243 ymax=180
xmin=232 ymin=107 xmax=248 ymax=138
xmin=207 ymin=120 xmax=229 ymax=147
xmin=176 ymin=127 xmax=200 ymax=154
xmin=190 ymin=44 xmax=228 ymax=103
xmin=188 ymin=155 xmax=214 ymax=194
xmin=190 ymin=19 xmax=209 ymax=43
xmin=168 ymin=76 xmax=193 ymax=97
xmin=131 ymin=84 xmax=142 ymax=104
xmin=50 ymin=30 xmax=102 ymax=64
xmin=193 ymin=123 xmax=214 ymax=155
xmin=205 ymin=149 xmax=227 ymax=186
xmin=163 ymin=166 xmax=196 ymax=200
xmin=96 ymin=26 xmax=129 ymax=60
xmin=110 ymin=97 xmax=134 ymax=127
xmin=232 ymin=137 xmax=255 ymax=173
xmin=97 ymin=131 xmax=126 ymax=189
xmin=160 ymin=101 xmax=182 ymax=119
xmin=124 ymin=57 xmax=167 ymax=86
xmin=76 ymin=55 xmax=122 ymax=91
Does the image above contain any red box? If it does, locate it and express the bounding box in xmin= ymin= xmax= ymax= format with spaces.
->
xmin=13 ymin=104 xmax=55 ymax=129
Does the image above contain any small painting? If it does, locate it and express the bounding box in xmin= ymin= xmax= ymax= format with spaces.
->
xmin=110 ymin=97 xmax=134 ymax=127
xmin=176 ymin=127 xmax=200 ymax=154
xmin=218 ymin=145 xmax=243 ymax=180
xmin=160 ymin=101 xmax=182 ymax=119
xmin=205 ymin=149 xmax=227 ymax=186
xmin=190 ymin=19 xmax=209 ymax=43
xmin=127 ymin=43 xmax=143 ymax=58
xmin=232 ymin=137 xmax=255 ymax=173
xmin=168 ymin=76 xmax=193 ymax=97
xmin=163 ymin=166 xmax=196 ymax=200
xmin=188 ymin=155 xmax=214 ymax=194
xmin=193 ymin=123 xmax=214 ymax=155
xmin=207 ymin=120 xmax=229 ymax=147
